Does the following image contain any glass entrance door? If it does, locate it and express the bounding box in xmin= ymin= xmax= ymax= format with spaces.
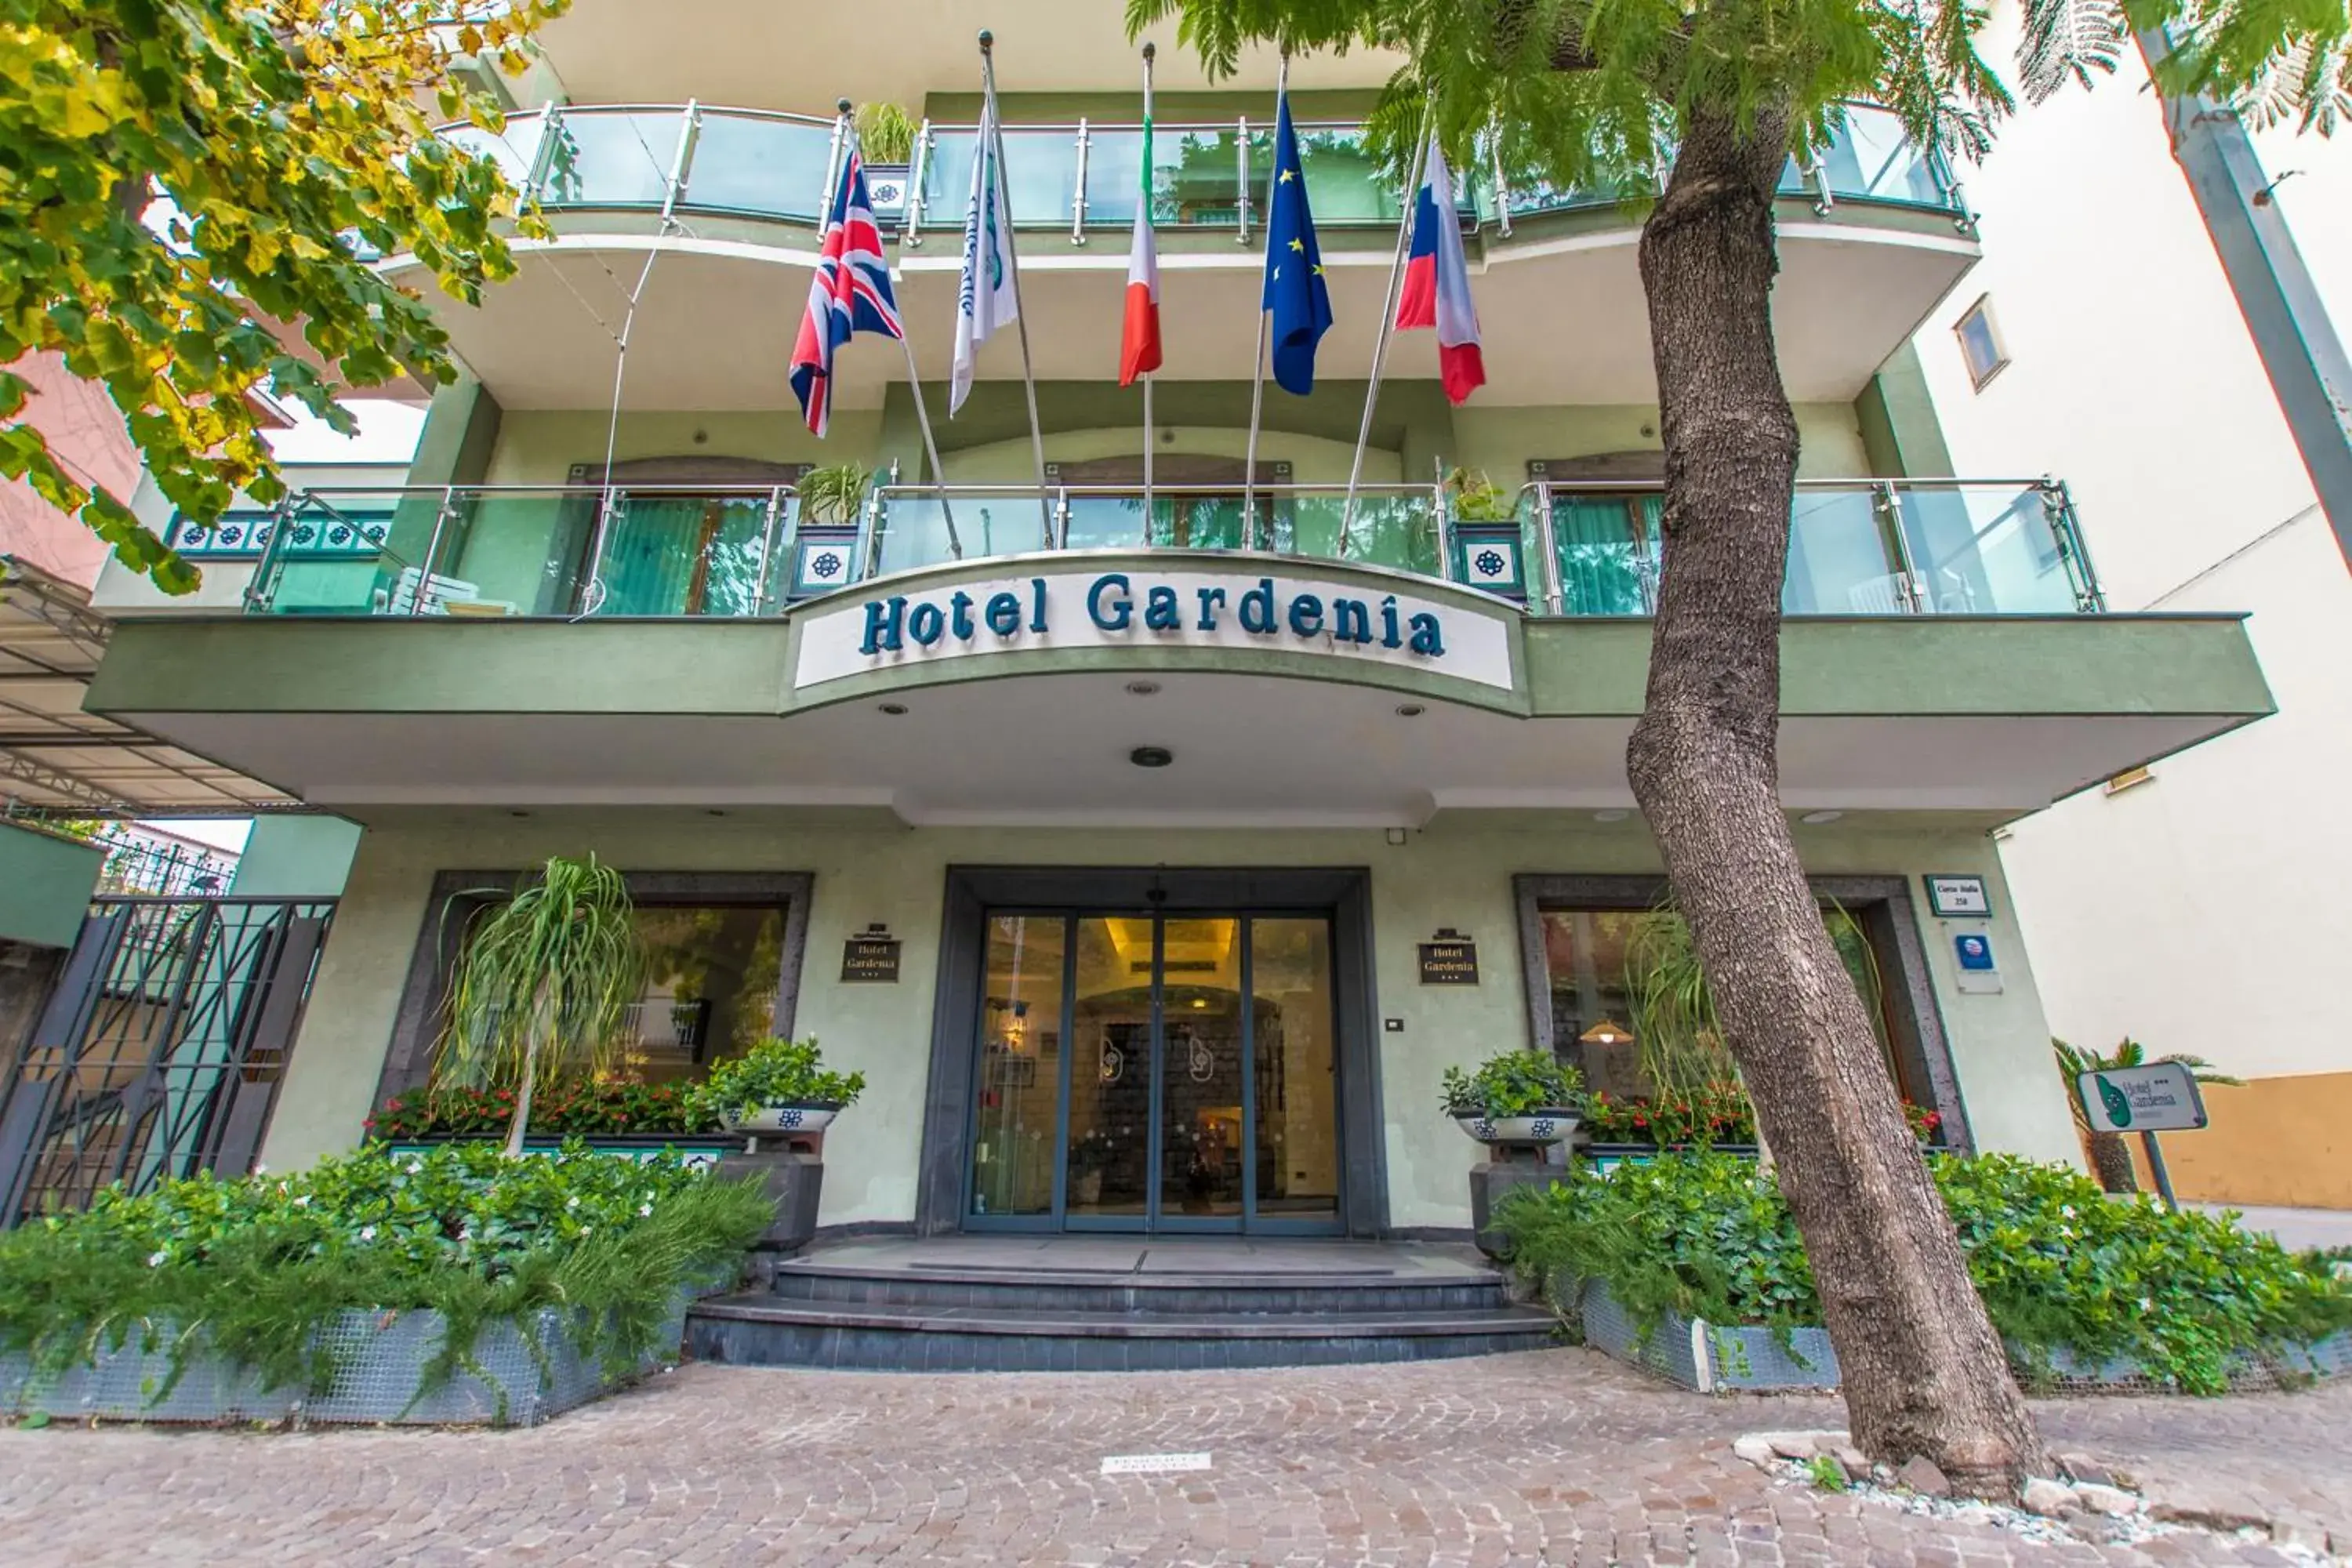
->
xmin=966 ymin=910 xmax=1340 ymax=1233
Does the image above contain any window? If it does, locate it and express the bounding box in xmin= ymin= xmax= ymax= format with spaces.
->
xmin=615 ymin=906 xmax=786 ymax=1082
xmin=1954 ymin=295 xmax=2009 ymax=390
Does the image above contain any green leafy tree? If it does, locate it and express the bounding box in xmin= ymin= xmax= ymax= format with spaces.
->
xmin=1131 ymin=0 xmax=2336 ymax=1493
xmin=0 ymin=0 xmax=568 ymax=592
xmin=2052 ymin=1036 xmax=2242 ymax=1193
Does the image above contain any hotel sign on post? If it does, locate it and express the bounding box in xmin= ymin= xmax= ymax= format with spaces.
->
xmin=1418 ymin=931 xmax=1479 ymax=985
xmin=2075 ymin=1062 xmax=2209 ymax=1134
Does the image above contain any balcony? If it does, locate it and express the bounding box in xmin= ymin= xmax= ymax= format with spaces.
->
xmin=230 ymin=477 xmax=2102 ymax=622
xmin=400 ymin=104 xmax=1979 ymax=410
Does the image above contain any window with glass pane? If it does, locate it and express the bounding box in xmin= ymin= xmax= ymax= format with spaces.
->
xmin=1540 ymin=902 xmax=1922 ymax=1127
xmin=1251 ymin=919 xmax=1339 ymax=1218
xmin=612 ymin=907 xmax=785 ymax=1083
xmin=972 ymin=916 xmax=1068 ymax=1218
xmin=1550 ymin=495 xmax=1658 ymax=615
xmin=536 ymin=111 xmax=682 ymax=207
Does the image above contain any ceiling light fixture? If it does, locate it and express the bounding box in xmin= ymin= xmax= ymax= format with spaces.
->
xmin=1125 ymin=680 xmax=1161 ymax=695
xmin=1130 ymin=746 xmax=1174 ymax=768
xmin=1799 ymin=809 xmax=1844 ymax=825
xmin=878 ymin=702 xmax=909 ymax=716
xmin=1592 ymin=808 xmax=1631 ymax=823
xmin=1396 ymin=702 xmax=1426 ymax=717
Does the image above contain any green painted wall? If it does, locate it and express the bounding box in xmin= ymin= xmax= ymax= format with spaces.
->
xmin=230 ymin=816 xmax=364 ymax=898
xmin=258 ymin=809 xmax=2082 ymax=1232
xmin=1856 ymin=342 xmax=1958 ymax=480
xmin=0 ymin=821 xmax=102 ymax=949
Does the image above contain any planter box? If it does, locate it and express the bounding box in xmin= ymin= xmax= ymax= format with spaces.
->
xmin=0 ymin=1290 xmax=710 ymax=1428
xmin=385 ymin=1135 xmax=733 ymax=1171
xmin=1573 ymin=1279 xmax=2352 ymax=1396
xmin=1583 ymin=1143 xmax=1761 ymax=1178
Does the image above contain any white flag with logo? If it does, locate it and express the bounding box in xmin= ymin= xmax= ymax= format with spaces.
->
xmin=950 ymin=85 xmax=1020 ymax=414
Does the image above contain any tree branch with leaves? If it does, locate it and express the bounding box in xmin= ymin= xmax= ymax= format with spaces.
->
xmin=0 ymin=0 xmax=567 ymax=591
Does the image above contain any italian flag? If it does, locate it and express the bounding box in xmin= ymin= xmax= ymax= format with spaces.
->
xmin=1120 ymin=113 xmax=1163 ymax=386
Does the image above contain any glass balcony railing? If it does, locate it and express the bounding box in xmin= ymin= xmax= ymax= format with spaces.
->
xmin=445 ymin=99 xmax=1965 ymax=242
xmin=1533 ymin=479 xmax=2102 ymax=617
xmin=240 ymin=477 xmax=2097 ymax=619
xmin=246 ymin=486 xmax=797 ymax=619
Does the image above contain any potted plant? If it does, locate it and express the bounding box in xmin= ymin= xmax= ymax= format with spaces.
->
xmin=854 ymin=103 xmax=920 ymax=222
xmin=797 ymin=462 xmax=872 ymax=526
xmin=434 ymin=854 xmax=647 ymax=1159
xmin=691 ymin=1036 xmax=866 ymax=1137
xmin=1443 ymin=1048 xmax=1587 ymax=1148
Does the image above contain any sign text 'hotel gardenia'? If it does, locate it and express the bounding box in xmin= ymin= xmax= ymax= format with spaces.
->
xmin=789 ymin=569 xmax=1515 ymax=691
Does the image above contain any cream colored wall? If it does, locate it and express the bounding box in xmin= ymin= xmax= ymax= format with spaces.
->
xmin=1446 ymin=403 xmax=1875 ymax=486
xmin=263 ymin=809 xmax=2077 ymax=1231
xmin=1910 ymin=5 xmax=2352 ymax=1104
xmin=481 ymin=410 xmax=881 ymax=485
xmin=944 ymin=428 xmax=1397 ymax=486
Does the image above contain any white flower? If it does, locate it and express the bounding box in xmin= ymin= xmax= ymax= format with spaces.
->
xmin=147 ymin=1250 xmax=167 ymax=1267
xmin=566 ymin=1196 xmax=580 ymax=1210
xmin=292 ymin=1194 xmax=310 ymax=1208
xmin=407 ymin=1162 xmax=423 ymax=1175
xmin=359 ymin=1226 xmax=376 ymax=1242
xmin=2060 ymin=1205 xmax=2077 ymax=1218
xmin=638 ymin=1203 xmax=652 ymax=1218
xmin=252 ymin=1163 xmax=267 ymax=1176
xmin=577 ymin=1225 xmax=593 ymax=1237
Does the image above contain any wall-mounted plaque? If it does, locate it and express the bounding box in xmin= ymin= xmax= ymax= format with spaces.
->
xmin=1417 ymin=931 xmax=1479 ymax=985
xmin=840 ymin=927 xmax=901 ymax=983
xmin=1924 ymin=874 xmax=1993 ymax=919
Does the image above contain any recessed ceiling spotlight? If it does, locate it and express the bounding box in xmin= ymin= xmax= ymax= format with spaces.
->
xmin=1799 ymin=809 xmax=1844 ymax=825
xmin=706 ymin=808 xmax=728 ymax=818
xmin=1125 ymin=680 xmax=1161 ymax=695
xmin=878 ymin=702 xmax=909 ymax=716
xmin=1130 ymin=746 xmax=1174 ymax=768
xmin=507 ymin=809 xmax=531 ymax=819
xmin=1593 ymin=808 xmax=1631 ymax=823
xmin=1395 ymin=702 xmax=1426 ymax=717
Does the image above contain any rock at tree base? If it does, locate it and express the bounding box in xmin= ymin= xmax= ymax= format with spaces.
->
xmin=2073 ymin=1483 xmax=2140 ymax=1516
xmin=1732 ymin=1436 xmax=1776 ymax=1468
xmin=1896 ymin=1456 xmax=1952 ymax=1498
xmin=2019 ymin=1477 xmax=2080 ymax=1516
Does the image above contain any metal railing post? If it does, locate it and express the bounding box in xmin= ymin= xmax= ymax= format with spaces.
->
xmin=1053 ymin=487 xmax=1071 ymax=550
xmin=1489 ymin=130 xmax=1514 ymax=238
xmin=902 ymin=118 xmax=932 ymax=243
xmin=1235 ymin=115 xmax=1252 ymax=245
xmin=661 ymin=100 xmax=700 ymax=220
xmin=1070 ymin=118 xmax=1091 ymax=245
xmin=820 ymin=111 xmax=847 ymax=216
xmin=1535 ymin=485 xmax=1566 ymax=615
xmin=2042 ymin=479 xmax=2105 ymax=612
xmin=1875 ymin=481 xmax=1926 ymax=613
xmin=1809 ymin=158 xmax=1836 ymax=217
xmin=415 ymin=488 xmax=459 ymax=617
xmin=859 ymin=461 xmax=897 ymax=581
xmin=753 ymin=485 xmax=788 ymax=615
xmin=532 ymin=100 xmax=566 ymax=204
xmin=242 ymin=499 xmax=292 ymax=614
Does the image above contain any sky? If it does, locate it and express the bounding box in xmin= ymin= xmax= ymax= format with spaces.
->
xmin=266 ymin=399 xmax=428 ymax=465
xmin=141 ymin=818 xmax=255 ymax=855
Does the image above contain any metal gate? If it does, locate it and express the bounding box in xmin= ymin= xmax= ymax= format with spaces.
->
xmin=0 ymin=897 xmax=334 ymax=1223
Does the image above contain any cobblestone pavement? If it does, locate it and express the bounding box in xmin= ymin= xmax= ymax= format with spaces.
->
xmin=5 ymin=1348 xmax=2349 ymax=1566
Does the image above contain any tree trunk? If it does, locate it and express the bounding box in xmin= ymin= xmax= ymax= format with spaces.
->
xmin=2086 ymin=1131 xmax=2139 ymax=1193
xmin=1627 ymin=108 xmax=2049 ymax=1496
xmin=505 ymin=1036 xmax=539 ymax=1160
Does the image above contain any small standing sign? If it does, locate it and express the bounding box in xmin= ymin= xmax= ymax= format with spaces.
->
xmin=1417 ymin=930 xmax=1479 ymax=985
xmin=840 ymin=924 xmax=901 ymax=983
xmin=2076 ymin=1062 xmax=2209 ymax=1210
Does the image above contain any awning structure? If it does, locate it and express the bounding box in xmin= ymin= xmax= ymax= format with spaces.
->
xmin=0 ymin=557 xmax=299 ymax=817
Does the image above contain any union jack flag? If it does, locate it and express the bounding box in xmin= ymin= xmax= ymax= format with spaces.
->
xmin=789 ymin=139 xmax=902 ymax=437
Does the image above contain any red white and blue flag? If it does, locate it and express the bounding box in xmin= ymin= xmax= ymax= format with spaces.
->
xmin=790 ymin=139 xmax=903 ymax=437
xmin=1395 ymin=134 xmax=1485 ymax=405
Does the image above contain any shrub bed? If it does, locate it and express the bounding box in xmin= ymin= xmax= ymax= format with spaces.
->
xmin=1498 ymin=1151 xmax=2352 ymax=1394
xmin=367 ymin=1081 xmax=719 ymax=1140
xmin=0 ymin=1142 xmax=771 ymax=1423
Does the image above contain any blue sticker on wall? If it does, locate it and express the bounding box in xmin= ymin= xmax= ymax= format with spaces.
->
xmin=1954 ymin=933 xmax=1997 ymax=972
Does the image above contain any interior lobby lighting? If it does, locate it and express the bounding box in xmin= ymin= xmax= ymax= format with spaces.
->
xmin=1579 ymin=1019 xmax=1633 ymax=1047
xmin=879 ymin=702 xmax=909 ymax=716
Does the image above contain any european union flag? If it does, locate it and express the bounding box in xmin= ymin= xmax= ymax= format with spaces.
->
xmin=1261 ymin=93 xmax=1332 ymax=396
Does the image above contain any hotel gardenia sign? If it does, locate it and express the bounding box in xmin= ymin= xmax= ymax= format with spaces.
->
xmin=791 ymin=568 xmax=1515 ymax=691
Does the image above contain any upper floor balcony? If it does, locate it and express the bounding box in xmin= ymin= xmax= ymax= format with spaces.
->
xmin=207 ymin=474 xmax=2102 ymax=624
xmin=402 ymin=102 xmax=1978 ymax=413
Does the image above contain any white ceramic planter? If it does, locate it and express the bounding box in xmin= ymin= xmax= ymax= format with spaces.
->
xmin=720 ymin=1104 xmax=841 ymax=1135
xmin=1452 ymin=1111 xmax=1581 ymax=1147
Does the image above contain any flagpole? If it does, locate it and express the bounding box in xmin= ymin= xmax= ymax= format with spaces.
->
xmin=1241 ymin=52 xmax=1287 ymax=552
xmin=898 ymin=335 xmax=961 ymax=559
xmin=1140 ymin=43 xmax=1156 ymax=543
xmin=980 ymin=31 xmax=1056 ymax=547
xmin=1340 ymin=113 xmax=1432 ymax=556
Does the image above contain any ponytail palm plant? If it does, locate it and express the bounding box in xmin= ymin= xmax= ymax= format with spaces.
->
xmin=434 ymin=855 xmax=647 ymax=1158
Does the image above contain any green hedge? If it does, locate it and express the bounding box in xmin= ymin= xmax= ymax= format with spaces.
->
xmin=1497 ymin=1151 xmax=2352 ymax=1394
xmin=0 ymin=1142 xmax=771 ymax=1403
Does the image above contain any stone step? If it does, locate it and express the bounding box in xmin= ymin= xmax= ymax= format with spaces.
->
xmin=768 ymin=1258 xmax=1512 ymax=1317
xmin=685 ymin=1294 xmax=1560 ymax=1372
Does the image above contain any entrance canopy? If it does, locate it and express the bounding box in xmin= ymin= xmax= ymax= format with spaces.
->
xmin=0 ymin=557 xmax=297 ymax=816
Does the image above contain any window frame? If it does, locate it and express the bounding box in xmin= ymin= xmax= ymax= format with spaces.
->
xmin=1508 ymin=873 xmax=1972 ymax=1150
xmin=1954 ymin=294 xmax=2010 ymax=390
